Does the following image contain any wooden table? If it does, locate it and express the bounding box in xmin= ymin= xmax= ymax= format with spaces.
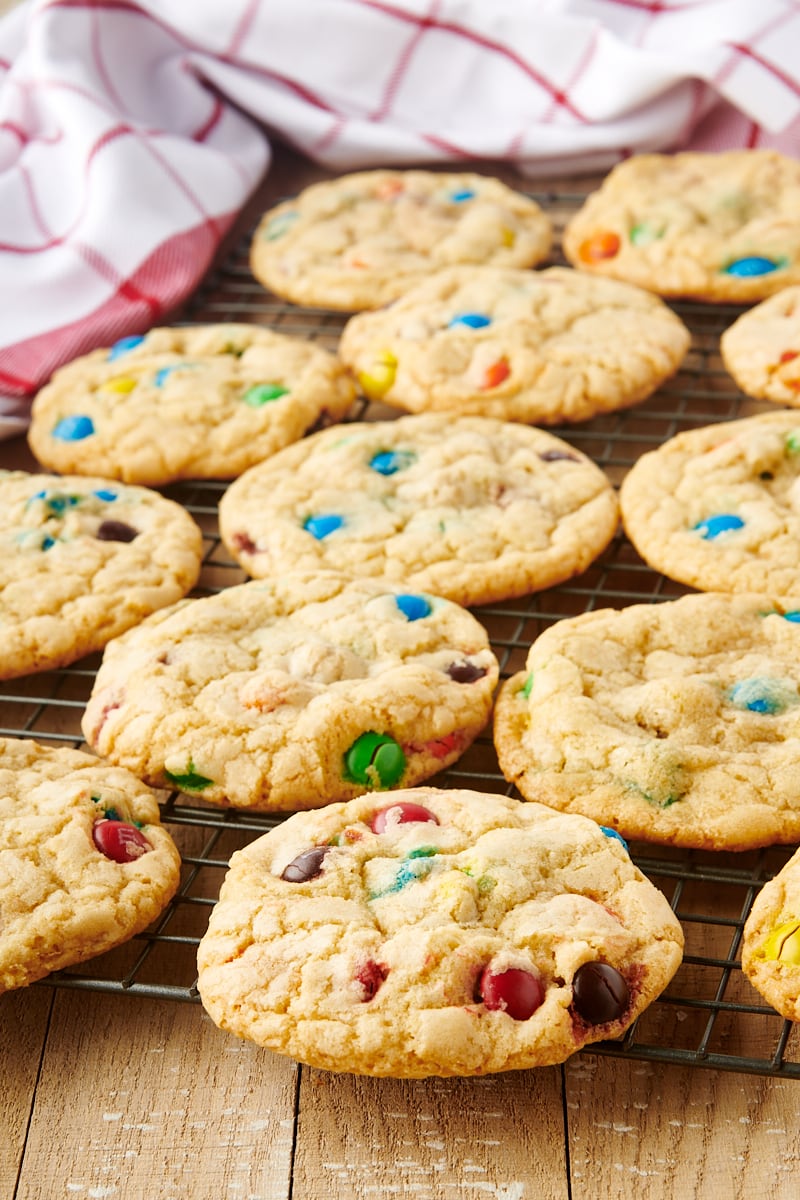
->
xmin=2 ymin=144 xmax=800 ymax=1200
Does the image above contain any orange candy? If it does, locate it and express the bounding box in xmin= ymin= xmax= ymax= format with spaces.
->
xmin=578 ymin=230 xmax=621 ymax=263
xmin=481 ymin=359 xmax=511 ymax=390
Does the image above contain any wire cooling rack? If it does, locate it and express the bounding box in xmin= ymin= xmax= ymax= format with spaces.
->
xmin=13 ymin=187 xmax=800 ymax=1079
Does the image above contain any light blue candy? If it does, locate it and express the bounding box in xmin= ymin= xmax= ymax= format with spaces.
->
xmin=304 ymin=514 xmax=344 ymax=539
xmin=449 ymin=189 xmax=475 ymax=202
xmin=727 ymin=677 xmax=798 ymax=715
xmin=693 ymin=514 xmax=744 ymax=539
xmin=52 ymin=415 xmax=95 ymax=442
xmin=107 ymin=334 xmax=144 ymax=361
xmin=449 ymin=312 xmax=491 ymax=329
xmin=154 ymin=365 xmax=183 ymax=387
xmin=395 ymin=594 xmax=431 ymax=621
xmin=722 ymin=256 xmax=782 ymax=277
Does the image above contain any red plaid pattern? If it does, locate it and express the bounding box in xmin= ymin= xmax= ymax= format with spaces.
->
xmin=1 ymin=0 xmax=799 ymax=425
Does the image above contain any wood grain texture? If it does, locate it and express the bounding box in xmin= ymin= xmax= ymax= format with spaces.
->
xmin=0 ymin=988 xmax=53 ymax=1197
xmin=13 ymin=992 xmax=297 ymax=1200
xmin=566 ymin=1055 xmax=800 ymax=1200
xmin=293 ymin=1065 xmax=569 ymax=1199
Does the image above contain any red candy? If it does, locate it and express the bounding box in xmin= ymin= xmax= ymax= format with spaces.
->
xmin=355 ymin=960 xmax=389 ymax=1000
xmin=479 ymin=966 xmax=544 ymax=1020
xmin=370 ymin=802 xmax=439 ymax=834
xmin=92 ymin=819 xmax=152 ymax=863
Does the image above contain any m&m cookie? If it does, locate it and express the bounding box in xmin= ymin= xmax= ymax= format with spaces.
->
xmin=218 ymin=413 xmax=620 ymax=608
xmin=0 ymin=738 xmax=180 ymax=994
xmin=28 ymin=323 xmax=355 ymax=486
xmin=338 ymin=265 xmax=689 ymax=424
xmin=0 ymin=469 xmax=202 ymax=679
xmin=494 ymin=593 xmax=800 ymax=851
xmin=620 ymin=411 xmax=800 ymax=596
xmin=250 ymin=169 xmax=552 ymax=311
xmin=743 ymin=848 xmax=800 ymax=1020
xmin=563 ymin=149 xmax=800 ymax=303
xmin=721 ymin=285 xmax=800 ymax=406
xmin=196 ymin=787 xmax=683 ymax=1076
xmin=81 ymin=571 xmax=499 ymax=811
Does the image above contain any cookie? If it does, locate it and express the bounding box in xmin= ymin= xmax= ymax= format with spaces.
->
xmin=338 ymin=265 xmax=690 ymax=423
xmin=619 ymin=410 xmax=800 ymax=595
xmin=250 ymin=169 xmax=552 ymax=311
xmin=27 ymin=323 xmax=356 ymax=486
xmin=563 ymin=149 xmax=800 ymax=303
xmin=742 ymin=848 xmax=800 ymax=1020
xmin=0 ymin=470 xmax=203 ymax=679
xmin=720 ymin=285 xmax=800 ymax=406
xmin=81 ymin=571 xmax=499 ymax=811
xmin=218 ymin=414 xmax=619 ymax=607
xmin=494 ymin=593 xmax=800 ymax=850
xmin=196 ymin=786 xmax=684 ymax=1077
xmin=0 ymin=737 xmax=181 ymax=994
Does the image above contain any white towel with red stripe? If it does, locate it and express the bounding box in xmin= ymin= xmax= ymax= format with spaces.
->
xmin=2 ymin=0 xmax=800 ymax=432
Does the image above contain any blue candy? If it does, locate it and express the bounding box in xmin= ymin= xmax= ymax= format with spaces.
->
xmin=107 ymin=334 xmax=144 ymax=361
xmin=52 ymin=415 xmax=95 ymax=442
xmin=304 ymin=514 xmax=344 ymax=539
xmin=369 ymin=449 xmax=415 ymax=475
xmin=395 ymin=594 xmax=431 ymax=621
xmin=93 ymin=488 xmax=119 ymax=502
xmin=782 ymin=611 xmax=800 ymax=623
xmin=727 ymin=677 xmax=797 ymax=715
xmin=449 ymin=312 xmax=491 ymax=329
xmin=154 ymin=365 xmax=182 ymax=387
xmin=722 ymin=256 xmax=783 ymax=277
xmin=600 ymin=826 xmax=629 ymax=852
xmin=693 ymin=514 xmax=744 ymax=539
xmin=449 ymin=189 xmax=475 ymax=202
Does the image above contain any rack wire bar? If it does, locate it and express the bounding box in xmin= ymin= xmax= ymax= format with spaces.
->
xmin=18 ymin=189 xmax=800 ymax=1079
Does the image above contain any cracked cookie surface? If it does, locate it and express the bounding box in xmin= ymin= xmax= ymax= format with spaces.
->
xmin=338 ymin=265 xmax=689 ymax=423
xmin=620 ymin=410 xmax=800 ymax=596
xmin=82 ymin=571 xmax=499 ymax=811
xmin=196 ymin=786 xmax=683 ymax=1076
xmin=494 ymin=593 xmax=800 ymax=850
xmin=0 ymin=470 xmax=202 ymax=679
xmin=563 ymin=149 xmax=800 ymax=302
xmin=28 ymin=323 xmax=355 ymax=486
xmin=0 ymin=737 xmax=181 ymax=994
xmin=218 ymin=413 xmax=619 ymax=607
xmin=250 ymin=169 xmax=552 ymax=311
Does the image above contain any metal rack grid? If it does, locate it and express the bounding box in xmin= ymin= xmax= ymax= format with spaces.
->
xmin=10 ymin=188 xmax=800 ymax=1080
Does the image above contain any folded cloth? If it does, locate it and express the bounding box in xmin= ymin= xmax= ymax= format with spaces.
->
xmin=2 ymin=0 xmax=800 ymax=430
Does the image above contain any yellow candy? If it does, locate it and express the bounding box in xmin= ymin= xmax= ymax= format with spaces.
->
xmin=759 ymin=919 xmax=800 ymax=964
xmin=357 ymin=351 xmax=397 ymax=398
xmin=101 ymin=376 xmax=137 ymax=394
xmin=500 ymin=226 xmax=516 ymax=247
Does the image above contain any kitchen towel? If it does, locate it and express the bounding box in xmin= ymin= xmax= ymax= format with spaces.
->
xmin=2 ymin=0 xmax=799 ymax=431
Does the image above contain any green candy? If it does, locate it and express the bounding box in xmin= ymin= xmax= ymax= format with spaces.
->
xmin=343 ymin=732 xmax=406 ymax=789
xmin=759 ymin=920 xmax=800 ymax=965
xmin=164 ymin=763 xmax=214 ymax=792
xmin=786 ymin=431 xmax=800 ymax=455
xmin=242 ymin=383 xmax=290 ymax=406
xmin=521 ymin=673 xmax=534 ymax=699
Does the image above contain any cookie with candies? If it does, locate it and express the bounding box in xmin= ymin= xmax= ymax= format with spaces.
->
xmin=196 ymin=787 xmax=684 ymax=1076
xmin=619 ymin=411 xmax=800 ymax=596
xmin=721 ymin=285 xmax=800 ymax=407
xmin=494 ymin=593 xmax=800 ymax=851
xmin=338 ymin=265 xmax=689 ymax=424
xmin=0 ymin=469 xmax=202 ymax=679
xmin=82 ymin=571 xmax=499 ymax=811
xmin=250 ymin=169 xmax=552 ymax=311
xmin=742 ymin=847 xmax=800 ymax=1020
xmin=28 ymin=323 xmax=355 ymax=486
xmin=563 ymin=149 xmax=800 ymax=303
xmin=218 ymin=413 xmax=620 ymax=608
xmin=0 ymin=738 xmax=181 ymax=994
